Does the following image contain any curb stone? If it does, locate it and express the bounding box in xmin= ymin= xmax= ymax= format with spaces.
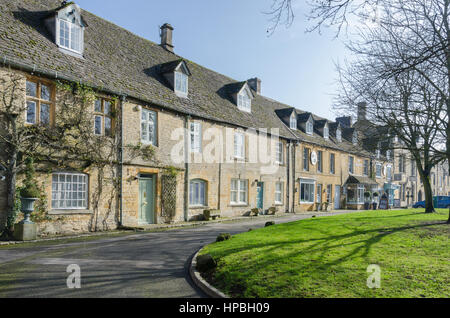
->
xmin=189 ymin=249 xmax=228 ymax=299
xmin=0 ymin=210 xmax=361 ymax=246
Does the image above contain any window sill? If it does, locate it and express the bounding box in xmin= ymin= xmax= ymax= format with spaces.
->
xmin=229 ymin=204 xmax=249 ymax=208
xmin=274 ymin=203 xmax=284 ymax=206
xmin=49 ymin=210 xmax=93 ymax=215
xmin=189 ymin=206 xmax=209 ymax=210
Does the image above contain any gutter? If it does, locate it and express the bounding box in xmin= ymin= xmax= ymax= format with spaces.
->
xmin=184 ymin=115 xmax=191 ymax=222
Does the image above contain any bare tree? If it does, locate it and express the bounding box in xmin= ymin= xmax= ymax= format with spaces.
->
xmin=0 ymin=71 xmax=155 ymax=238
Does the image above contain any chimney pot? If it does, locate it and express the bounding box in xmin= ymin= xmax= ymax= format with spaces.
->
xmin=160 ymin=23 xmax=174 ymax=53
xmin=248 ymin=77 xmax=261 ymax=95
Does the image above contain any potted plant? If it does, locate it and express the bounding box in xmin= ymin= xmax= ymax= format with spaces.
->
xmin=19 ymin=158 xmax=40 ymax=224
xmin=323 ymin=201 xmax=330 ymax=211
xmin=364 ymin=191 xmax=371 ymax=210
xmin=372 ymin=192 xmax=379 ymax=210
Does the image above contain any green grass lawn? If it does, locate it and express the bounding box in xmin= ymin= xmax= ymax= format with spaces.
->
xmin=200 ymin=209 xmax=449 ymax=298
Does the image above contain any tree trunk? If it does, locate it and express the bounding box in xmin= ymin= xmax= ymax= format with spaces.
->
xmin=422 ymin=174 xmax=435 ymax=213
xmin=4 ymin=149 xmax=18 ymax=237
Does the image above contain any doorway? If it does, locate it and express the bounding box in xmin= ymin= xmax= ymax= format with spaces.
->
xmin=334 ymin=185 xmax=341 ymax=210
xmin=139 ymin=175 xmax=156 ymax=224
xmin=256 ymin=182 xmax=264 ymax=210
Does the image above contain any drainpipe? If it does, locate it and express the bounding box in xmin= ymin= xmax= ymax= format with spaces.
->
xmin=118 ymin=94 xmax=126 ymax=227
xmin=184 ymin=115 xmax=191 ymax=222
xmin=291 ymin=142 xmax=296 ymax=213
xmin=286 ymin=142 xmax=290 ymax=213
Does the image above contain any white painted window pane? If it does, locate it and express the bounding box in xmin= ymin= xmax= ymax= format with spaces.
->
xmin=59 ymin=20 xmax=70 ymax=48
xmin=70 ymin=23 xmax=81 ymax=52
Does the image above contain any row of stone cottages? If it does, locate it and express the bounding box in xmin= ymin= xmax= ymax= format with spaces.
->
xmin=0 ymin=1 xmax=394 ymax=235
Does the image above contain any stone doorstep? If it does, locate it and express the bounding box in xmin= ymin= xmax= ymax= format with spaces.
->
xmin=0 ymin=210 xmax=362 ymax=246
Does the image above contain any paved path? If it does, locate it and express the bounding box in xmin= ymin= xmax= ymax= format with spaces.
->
xmin=0 ymin=212 xmax=356 ymax=298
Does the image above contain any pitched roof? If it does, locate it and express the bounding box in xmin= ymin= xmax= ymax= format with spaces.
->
xmin=0 ymin=0 xmax=292 ymax=138
xmin=0 ymin=0 xmax=376 ymax=158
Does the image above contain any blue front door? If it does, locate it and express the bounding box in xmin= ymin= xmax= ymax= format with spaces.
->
xmin=257 ymin=182 xmax=264 ymax=210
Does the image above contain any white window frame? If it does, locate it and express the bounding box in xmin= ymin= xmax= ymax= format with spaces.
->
xmin=336 ymin=128 xmax=342 ymax=142
xmin=275 ymin=142 xmax=284 ymax=164
xmin=275 ymin=182 xmax=284 ymax=204
xmin=306 ymin=119 xmax=314 ymax=135
xmin=190 ymin=122 xmax=202 ymax=153
xmin=175 ymin=71 xmax=188 ymax=96
xmin=237 ymin=89 xmax=252 ymax=112
xmin=349 ymin=156 xmax=354 ymax=174
xmin=56 ymin=18 xmax=84 ymax=55
xmin=51 ymin=172 xmax=88 ymax=210
xmin=290 ymin=114 xmax=297 ymax=130
xmin=300 ymin=179 xmax=316 ymax=204
xmin=234 ymin=132 xmax=245 ymax=159
xmin=363 ymin=160 xmax=369 ymax=176
xmin=347 ymin=184 xmax=365 ymax=204
xmin=376 ymin=163 xmax=382 ymax=178
xmin=230 ymin=179 xmax=248 ymax=205
xmin=141 ymin=108 xmax=157 ymax=146
xmin=324 ymin=125 xmax=329 ymax=139
xmin=189 ymin=179 xmax=207 ymax=207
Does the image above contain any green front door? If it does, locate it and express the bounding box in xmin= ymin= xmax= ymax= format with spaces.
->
xmin=139 ymin=176 xmax=155 ymax=224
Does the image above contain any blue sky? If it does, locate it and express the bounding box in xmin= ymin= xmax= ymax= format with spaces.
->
xmin=76 ymin=0 xmax=349 ymax=120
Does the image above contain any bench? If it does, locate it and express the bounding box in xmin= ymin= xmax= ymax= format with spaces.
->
xmin=203 ymin=209 xmax=221 ymax=221
xmin=267 ymin=207 xmax=278 ymax=215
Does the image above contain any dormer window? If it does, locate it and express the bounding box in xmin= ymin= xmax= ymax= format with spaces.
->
xmin=324 ymin=125 xmax=329 ymax=139
xmin=175 ymin=72 xmax=188 ymax=96
xmin=290 ymin=114 xmax=297 ymax=130
xmin=237 ymin=89 xmax=252 ymax=113
xmin=58 ymin=19 xmax=83 ymax=53
xmin=47 ymin=3 xmax=86 ymax=57
xmin=306 ymin=118 xmax=314 ymax=135
xmin=160 ymin=60 xmax=191 ymax=98
xmin=336 ymin=127 xmax=342 ymax=142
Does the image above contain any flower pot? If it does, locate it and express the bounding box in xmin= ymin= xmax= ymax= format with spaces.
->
xmin=372 ymin=202 xmax=378 ymax=210
xmin=20 ymin=197 xmax=38 ymax=224
xmin=364 ymin=202 xmax=370 ymax=210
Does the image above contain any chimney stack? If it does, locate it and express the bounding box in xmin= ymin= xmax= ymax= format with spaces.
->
xmin=357 ymin=102 xmax=367 ymax=121
xmin=248 ymin=78 xmax=261 ymax=95
xmin=160 ymin=23 xmax=174 ymax=53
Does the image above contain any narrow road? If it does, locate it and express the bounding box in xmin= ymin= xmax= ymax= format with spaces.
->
xmin=0 ymin=212 xmax=354 ymax=298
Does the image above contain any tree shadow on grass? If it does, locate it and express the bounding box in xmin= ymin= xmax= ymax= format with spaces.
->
xmin=210 ymin=221 xmax=445 ymax=270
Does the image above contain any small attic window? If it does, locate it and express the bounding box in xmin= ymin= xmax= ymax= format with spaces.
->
xmin=58 ymin=19 xmax=83 ymax=53
xmin=306 ymin=118 xmax=314 ymax=135
xmin=49 ymin=3 xmax=86 ymax=57
xmin=290 ymin=114 xmax=297 ymax=130
xmin=336 ymin=127 xmax=342 ymax=142
xmin=237 ymin=89 xmax=252 ymax=113
xmin=324 ymin=125 xmax=329 ymax=139
xmin=175 ymin=71 xmax=188 ymax=96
